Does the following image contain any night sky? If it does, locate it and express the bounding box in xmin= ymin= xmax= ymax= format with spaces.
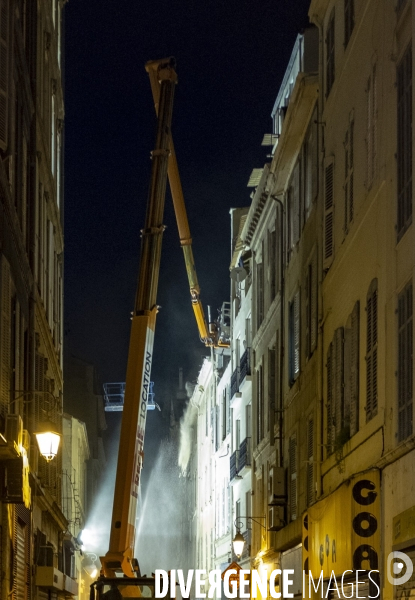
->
xmin=63 ymin=1 xmax=311 ymax=461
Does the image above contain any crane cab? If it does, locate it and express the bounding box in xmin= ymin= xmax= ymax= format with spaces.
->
xmin=90 ymin=576 xmax=157 ymax=600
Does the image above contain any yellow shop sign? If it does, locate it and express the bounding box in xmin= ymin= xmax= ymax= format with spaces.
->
xmin=303 ymin=470 xmax=380 ymax=578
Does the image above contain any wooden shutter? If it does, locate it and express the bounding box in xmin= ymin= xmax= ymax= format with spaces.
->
xmin=268 ymin=348 xmax=276 ymax=439
xmin=327 ymin=343 xmax=334 ymax=454
xmin=398 ymin=282 xmax=413 ymax=441
xmin=334 ymin=327 xmax=344 ymax=437
xmin=294 ymin=290 xmax=300 ymax=378
xmin=0 ymin=0 xmax=9 ymax=150
xmin=349 ymin=302 xmax=360 ymax=435
xmin=307 ymin=418 xmax=314 ymax=505
xmin=324 ymin=161 xmax=334 ymax=269
xmin=289 ymin=435 xmax=297 ymax=520
xmin=310 ymin=253 xmax=318 ymax=352
xmin=293 ymin=161 xmax=301 ymax=244
xmin=366 ymin=280 xmax=378 ymax=421
xmin=14 ymin=505 xmax=31 ymax=600
xmin=305 ymin=267 xmax=310 ymax=357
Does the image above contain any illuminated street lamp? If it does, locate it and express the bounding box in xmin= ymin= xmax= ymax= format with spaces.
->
xmin=34 ymin=419 xmax=61 ymax=462
xmin=232 ymin=531 xmax=245 ymax=558
xmin=232 ymin=517 xmax=266 ymax=558
xmin=12 ymin=390 xmax=62 ymax=462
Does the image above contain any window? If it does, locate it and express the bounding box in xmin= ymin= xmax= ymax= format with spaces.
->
xmin=256 ymin=365 xmax=264 ymax=444
xmin=222 ymin=388 xmax=227 ymax=441
xmin=366 ymin=280 xmax=378 ymax=422
xmin=269 ymin=228 xmax=277 ymax=303
xmin=324 ymin=161 xmax=334 ymax=269
xmin=326 ymin=9 xmax=335 ymax=96
xmin=306 ymin=419 xmax=314 ymax=506
xmin=268 ymin=347 xmax=276 ymax=434
xmin=344 ymin=0 xmax=354 ymax=47
xmin=397 ymin=45 xmax=412 ymax=240
xmin=366 ymin=64 xmax=377 ymax=189
xmin=344 ymin=118 xmax=354 ymax=231
xmin=304 ymin=112 xmax=318 ymax=222
xmin=305 ymin=253 xmax=318 ymax=359
xmin=288 ymin=161 xmax=301 ymax=259
xmin=289 ymin=435 xmax=297 ymax=520
xmin=289 ymin=291 xmax=300 ymax=384
xmin=256 ymin=260 xmax=264 ymax=329
xmin=398 ymin=282 xmax=413 ymax=441
xmin=344 ymin=302 xmax=360 ymax=436
xmin=326 ymin=328 xmax=345 ymax=454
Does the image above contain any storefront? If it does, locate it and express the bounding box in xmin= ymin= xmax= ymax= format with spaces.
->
xmin=303 ymin=470 xmax=380 ymax=599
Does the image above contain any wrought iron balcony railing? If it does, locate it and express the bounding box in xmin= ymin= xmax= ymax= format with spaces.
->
xmin=239 ymin=349 xmax=251 ymax=383
xmin=230 ymin=368 xmax=239 ymax=398
xmin=238 ymin=437 xmax=251 ymax=471
xmin=230 ymin=450 xmax=239 ymax=482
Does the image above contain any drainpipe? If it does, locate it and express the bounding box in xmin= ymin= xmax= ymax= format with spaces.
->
xmin=270 ymin=195 xmax=284 ymax=469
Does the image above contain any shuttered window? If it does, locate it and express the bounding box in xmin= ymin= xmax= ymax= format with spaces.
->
xmin=256 ymin=365 xmax=264 ymax=444
xmin=366 ymin=279 xmax=378 ymax=422
xmin=287 ymin=162 xmax=301 ymax=261
xmin=14 ymin=505 xmax=30 ymax=600
xmin=269 ymin=228 xmax=277 ymax=302
xmin=289 ymin=435 xmax=297 ymax=520
xmin=334 ymin=327 xmax=344 ymax=438
xmin=324 ymin=161 xmax=334 ymax=269
xmin=304 ymin=111 xmax=318 ymax=222
xmin=305 ymin=253 xmax=318 ymax=358
xmin=327 ymin=343 xmax=334 ymax=454
xmin=256 ymin=261 xmax=264 ymax=329
xmin=367 ymin=64 xmax=377 ymax=189
xmin=0 ymin=0 xmax=9 ymax=150
xmin=268 ymin=347 xmax=276 ymax=435
xmin=306 ymin=418 xmax=314 ymax=506
xmin=326 ymin=9 xmax=335 ymax=96
xmin=344 ymin=119 xmax=354 ymax=231
xmin=344 ymin=302 xmax=360 ymax=436
xmin=289 ymin=291 xmax=300 ymax=385
xmin=398 ymin=282 xmax=413 ymax=442
xmin=327 ymin=327 xmax=346 ymax=454
xmin=397 ymin=45 xmax=412 ymax=240
xmin=344 ymin=0 xmax=354 ymax=47
xmin=222 ymin=389 xmax=227 ymax=441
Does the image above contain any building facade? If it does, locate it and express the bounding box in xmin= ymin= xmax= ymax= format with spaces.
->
xmin=0 ymin=1 xmax=73 ymax=599
xmin=186 ymin=2 xmax=414 ymax=599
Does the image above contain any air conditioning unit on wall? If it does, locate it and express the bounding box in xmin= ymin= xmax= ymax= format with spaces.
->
xmin=269 ymin=466 xmax=286 ymax=505
xmin=268 ymin=505 xmax=285 ymax=531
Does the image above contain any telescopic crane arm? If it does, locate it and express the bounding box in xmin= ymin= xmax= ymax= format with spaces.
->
xmin=146 ymin=62 xmax=229 ymax=349
xmin=100 ymin=57 xmax=177 ymax=580
xmin=97 ymin=57 xmax=229 ymax=598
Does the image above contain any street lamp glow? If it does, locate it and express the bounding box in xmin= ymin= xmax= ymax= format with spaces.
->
xmin=232 ymin=531 xmax=245 ymax=558
xmin=34 ymin=420 xmax=61 ymax=462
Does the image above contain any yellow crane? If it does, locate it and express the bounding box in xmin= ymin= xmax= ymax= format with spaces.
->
xmin=89 ymin=58 xmax=229 ymax=599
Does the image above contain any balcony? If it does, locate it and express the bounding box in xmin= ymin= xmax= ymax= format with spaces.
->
xmin=230 ymin=369 xmax=240 ymax=399
xmin=238 ymin=437 xmax=251 ymax=473
xmin=239 ymin=349 xmax=251 ymax=385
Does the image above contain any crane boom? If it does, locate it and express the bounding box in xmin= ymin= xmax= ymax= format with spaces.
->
xmin=100 ymin=57 xmax=177 ymax=579
xmin=93 ymin=57 xmax=229 ymax=599
xmin=146 ymin=62 xmax=229 ymax=349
